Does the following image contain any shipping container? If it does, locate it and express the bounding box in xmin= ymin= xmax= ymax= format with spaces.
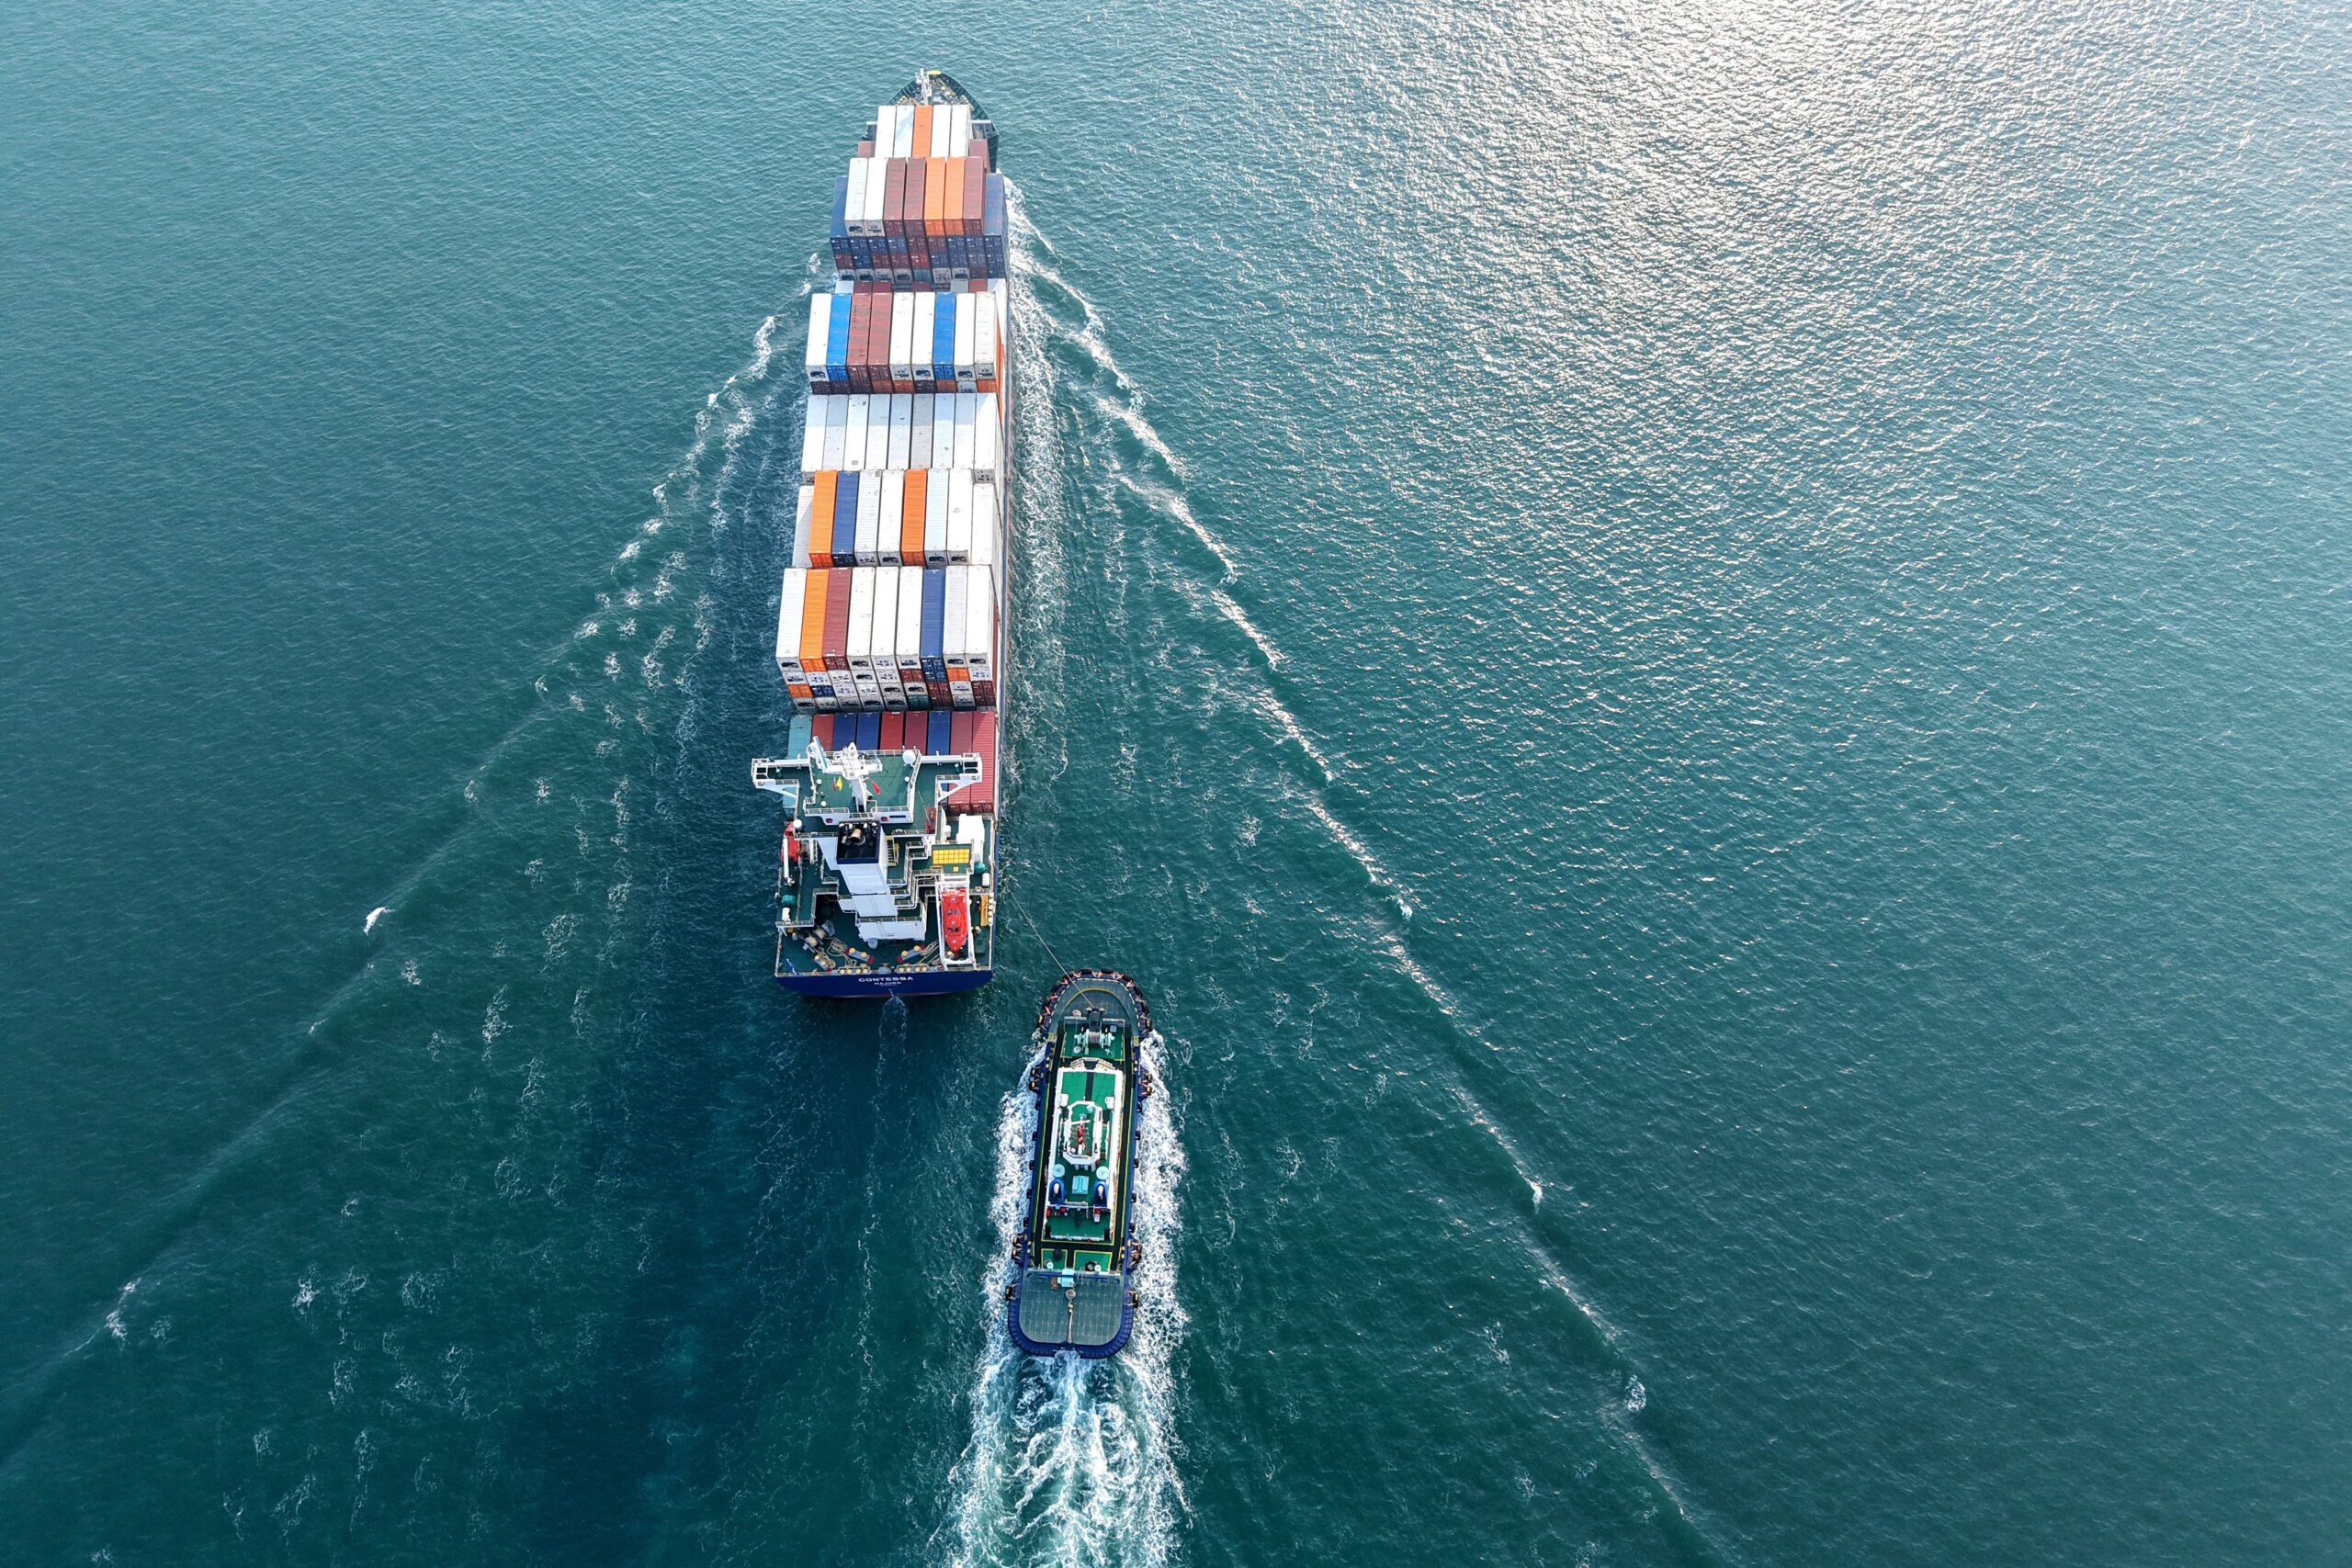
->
xmin=920 ymin=569 xmax=947 ymax=680
xmin=847 ymin=564 xmax=876 ymax=681
xmin=791 ymin=482 xmax=815 ymax=569
xmin=876 ymin=470 xmax=904 ymax=566
xmin=965 ymin=563 xmax=996 ymax=684
xmin=949 ymin=710 xmax=977 ymax=767
xmin=822 ymin=395 xmax=848 ymax=470
xmin=805 ymin=295 xmax=831 ymax=386
xmin=801 ymin=566 xmax=831 ymax=672
xmin=953 ymin=392 xmax=978 ymax=469
xmin=855 ymin=709 xmax=882 ymax=750
xmin=931 ymin=393 xmax=957 ymax=469
xmin=821 ymin=568 xmax=853 ymax=707
xmin=899 ymin=468 xmax=930 ymax=563
xmin=871 ymin=565 xmax=902 ymax=705
xmin=947 ymin=103 xmax=973 ymax=158
xmin=933 ymin=293 xmax=956 ymax=382
xmin=854 ymin=468 xmax=882 ymax=564
xmin=805 ymin=471 xmax=835 ymax=566
xmin=928 ymin=709 xmax=953 ymax=756
xmin=924 ymin=470 xmax=950 ymax=563
xmin=944 ymin=563 xmax=971 ymax=705
xmin=894 ymin=565 xmax=926 ymax=703
xmin=947 ymin=468 xmax=974 ymax=560
xmin=801 ymin=395 xmax=831 ymax=473
xmin=970 ymin=480 xmax=997 ymax=570
xmin=974 ymin=391 xmax=1001 ymax=476
xmin=842 ymin=394 xmax=870 ymax=472
xmin=830 ymin=175 xmax=852 ymax=267
xmin=775 ymin=567 xmax=807 ymax=681
xmin=828 ymin=292 xmax=853 ymax=383
xmin=892 ymin=105 xmax=916 ymax=160
xmin=954 ymin=299 xmax=978 ymax=389
xmin=923 ymin=154 xmax=946 ymax=238
xmin=968 ymin=713 xmax=1000 ymax=809
xmin=910 ymin=103 xmax=933 ymax=162
xmin=888 ymin=293 xmax=912 ymax=384
xmin=910 ymin=391 xmax=934 ymax=465
xmin=973 ymin=294 xmax=999 ymax=390
xmin=912 ymin=294 xmax=937 ymax=387
xmin=787 ymin=712 xmax=813 ymax=755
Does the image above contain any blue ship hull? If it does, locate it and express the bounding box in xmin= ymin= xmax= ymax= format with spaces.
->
xmin=775 ymin=966 xmax=993 ymax=998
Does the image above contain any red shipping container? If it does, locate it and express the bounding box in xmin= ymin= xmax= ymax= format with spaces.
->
xmin=882 ymin=158 xmax=907 ymax=240
xmin=822 ymin=569 xmax=853 ymax=672
xmin=972 ymin=679 xmax=995 ymax=707
xmin=812 ymin=712 xmax=837 ymax=748
xmin=969 ymin=711 xmax=998 ymax=811
xmin=925 ymin=680 xmax=950 ymax=706
xmin=878 ymin=711 xmax=905 ymax=752
xmin=949 ymin=710 xmax=975 ymax=758
xmin=963 ymin=157 xmax=984 ymax=238
xmin=904 ymin=156 xmax=927 ymax=243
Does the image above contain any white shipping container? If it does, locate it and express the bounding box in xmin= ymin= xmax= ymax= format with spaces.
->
xmin=895 ymin=566 xmax=925 ymax=690
xmin=820 ymin=398 xmax=847 ymax=471
xmin=878 ymin=471 xmax=904 ymax=566
xmin=930 ymin=395 xmax=956 ymax=469
xmin=870 ymin=567 xmax=900 ymax=704
xmin=793 ymin=483 xmax=815 ymax=569
xmin=847 ymin=567 xmax=876 ymax=673
xmin=912 ymin=293 xmax=937 ymax=385
xmin=948 ymin=104 xmax=972 ymax=157
xmin=801 ymin=395 xmax=834 ymax=473
xmin=947 ymin=468 xmax=974 ymax=561
xmin=776 ymin=568 xmax=807 ymax=679
xmin=973 ymin=295 xmax=997 ymax=381
xmin=910 ymin=393 xmax=933 ymax=468
xmin=944 ymin=563 xmax=968 ymax=677
xmin=974 ymin=392 xmax=1001 ymax=477
xmin=865 ymin=405 xmax=890 ymax=471
xmin=842 ymin=395 xmax=870 ymax=473
xmin=888 ymin=394 xmax=912 ymax=469
xmin=845 ymin=157 xmax=869 ymax=235
xmin=888 ymin=294 xmax=912 ymax=381
xmin=953 ymin=394 xmax=978 ymax=471
xmin=854 ymin=471 xmax=882 ymax=564
xmin=805 ymin=296 xmax=830 ymax=381
xmin=970 ymin=481 xmax=997 ymax=570
xmin=892 ymin=106 xmax=915 ymax=158
xmin=928 ymin=104 xmax=951 ymax=159
xmin=953 ymin=301 xmax=977 ymax=387
xmin=924 ymin=472 xmax=949 ymax=564
xmin=966 ymin=565 xmax=995 ymax=682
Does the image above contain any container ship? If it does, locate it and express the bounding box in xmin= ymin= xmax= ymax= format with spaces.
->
xmin=1007 ymin=972 xmax=1158 ymax=1358
xmin=752 ymin=73 xmax=1012 ymax=998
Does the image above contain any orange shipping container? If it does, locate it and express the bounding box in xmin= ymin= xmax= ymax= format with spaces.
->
xmin=923 ymin=155 xmax=948 ymax=241
xmin=799 ymin=568 xmax=831 ymax=671
xmin=910 ymin=105 xmax=933 ymax=161
xmin=808 ymin=471 xmax=839 ymax=565
xmin=822 ymin=567 xmax=853 ymax=673
xmin=900 ymin=469 xmax=929 ymax=563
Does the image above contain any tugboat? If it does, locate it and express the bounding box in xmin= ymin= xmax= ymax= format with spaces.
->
xmin=1007 ymin=972 xmax=1158 ymax=1358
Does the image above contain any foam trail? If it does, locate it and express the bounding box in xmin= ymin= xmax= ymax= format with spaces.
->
xmin=1002 ymin=209 xmax=1732 ymax=1561
xmin=935 ymin=1037 xmax=1186 ymax=1568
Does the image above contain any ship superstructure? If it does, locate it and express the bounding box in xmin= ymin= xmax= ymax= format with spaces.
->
xmin=752 ymin=72 xmax=1012 ymax=997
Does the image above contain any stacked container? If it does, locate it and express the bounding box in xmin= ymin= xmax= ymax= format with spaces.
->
xmin=780 ymin=95 xmax=1012 ymax=809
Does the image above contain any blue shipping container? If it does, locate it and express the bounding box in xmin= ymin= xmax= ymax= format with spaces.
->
xmin=787 ymin=714 xmax=812 ymax=754
xmin=920 ymin=569 xmax=947 ymax=679
xmin=826 ymin=295 xmax=851 ymax=378
xmin=932 ymin=295 xmax=956 ymax=380
xmin=834 ymin=472 xmax=859 ymax=553
xmin=855 ymin=711 xmax=882 ymax=750
xmin=927 ymin=710 xmax=953 ymax=756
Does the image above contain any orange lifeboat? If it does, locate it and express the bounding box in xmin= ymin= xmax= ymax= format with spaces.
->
xmin=941 ymin=886 xmax=970 ymax=959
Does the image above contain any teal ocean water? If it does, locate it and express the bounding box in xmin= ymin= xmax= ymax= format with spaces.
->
xmin=6 ymin=1 xmax=2349 ymax=1562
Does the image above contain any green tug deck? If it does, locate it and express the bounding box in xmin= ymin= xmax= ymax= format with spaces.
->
xmin=1008 ymin=972 xmax=1157 ymax=1358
